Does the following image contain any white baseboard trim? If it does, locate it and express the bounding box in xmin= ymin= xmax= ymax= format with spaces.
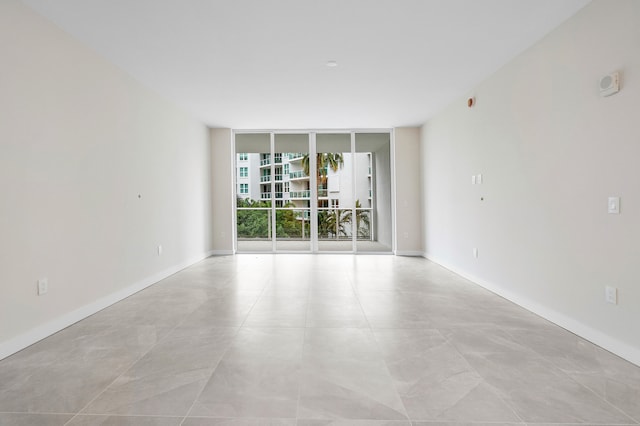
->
xmin=395 ymin=250 xmax=424 ymax=257
xmin=0 ymin=251 xmax=212 ymax=361
xmin=423 ymin=252 xmax=640 ymax=367
xmin=209 ymin=249 xmax=234 ymax=256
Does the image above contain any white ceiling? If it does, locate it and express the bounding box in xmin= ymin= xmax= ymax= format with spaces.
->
xmin=22 ymin=0 xmax=590 ymax=129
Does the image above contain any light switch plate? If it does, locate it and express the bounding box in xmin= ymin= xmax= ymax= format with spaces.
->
xmin=37 ymin=278 xmax=48 ymax=296
xmin=608 ymin=197 xmax=620 ymax=214
xmin=605 ymin=286 xmax=617 ymax=304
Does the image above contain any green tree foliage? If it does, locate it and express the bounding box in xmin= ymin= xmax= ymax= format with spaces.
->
xmin=236 ymin=197 xmax=270 ymax=238
xmin=237 ymin=198 xmax=309 ymax=239
xmin=317 ymin=200 xmax=370 ymax=240
xmin=341 ymin=200 xmax=371 ymax=238
xmin=301 ymin=153 xmax=344 ymax=186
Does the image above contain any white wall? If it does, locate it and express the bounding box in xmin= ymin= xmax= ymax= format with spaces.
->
xmin=420 ymin=0 xmax=640 ymax=365
xmin=211 ymin=128 xmax=234 ymax=254
xmin=394 ymin=128 xmax=422 ymax=255
xmin=0 ymin=0 xmax=212 ymax=359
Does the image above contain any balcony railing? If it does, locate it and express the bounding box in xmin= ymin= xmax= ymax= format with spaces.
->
xmin=287 ymin=153 xmax=305 ymax=161
xmin=260 ymin=192 xmax=283 ymax=199
xmin=260 ymin=158 xmax=270 ymax=166
xmin=318 ymin=189 xmax=328 ymax=197
xmin=260 ymin=174 xmax=283 ymax=182
xmin=289 ymin=170 xmax=308 ymax=179
xmin=289 ymin=190 xmax=310 ymax=198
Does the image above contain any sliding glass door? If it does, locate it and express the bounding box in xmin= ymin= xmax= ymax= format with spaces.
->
xmin=315 ymin=133 xmax=353 ymax=252
xmin=234 ymin=131 xmax=392 ymax=253
xmin=274 ymin=134 xmax=311 ymax=251
xmin=356 ymin=133 xmax=392 ymax=252
xmin=235 ymin=133 xmax=272 ymax=252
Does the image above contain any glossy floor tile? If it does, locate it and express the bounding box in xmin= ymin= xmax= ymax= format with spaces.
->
xmin=0 ymin=254 xmax=638 ymax=425
xmin=0 ymin=413 xmax=74 ymax=426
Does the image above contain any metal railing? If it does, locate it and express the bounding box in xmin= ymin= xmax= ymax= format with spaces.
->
xmin=287 ymin=153 xmax=305 ymax=160
xmin=289 ymin=190 xmax=310 ymax=198
xmin=289 ymin=170 xmax=307 ymax=179
xmin=260 ymin=192 xmax=284 ymax=199
xmin=260 ymin=174 xmax=283 ymax=182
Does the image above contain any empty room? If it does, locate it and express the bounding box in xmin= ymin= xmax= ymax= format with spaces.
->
xmin=1 ymin=0 xmax=639 ymax=425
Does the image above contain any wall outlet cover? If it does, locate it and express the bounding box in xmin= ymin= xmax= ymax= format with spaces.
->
xmin=37 ymin=278 xmax=48 ymax=296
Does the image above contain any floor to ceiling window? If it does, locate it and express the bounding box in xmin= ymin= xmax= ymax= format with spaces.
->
xmin=234 ymin=131 xmax=392 ymax=253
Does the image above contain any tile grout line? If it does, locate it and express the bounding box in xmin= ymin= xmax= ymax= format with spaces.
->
xmin=443 ymin=332 xmax=528 ymax=425
xmin=498 ymin=327 xmax=640 ymax=425
xmin=62 ymin=331 xmax=183 ymax=423
xmin=178 ymin=271 xmax=270 ymax=425
xmin=62 ymin=272 xmax=224 ymax=426
xmin=294 ymin=260 xmax=313 ymax=423
xmin=563 ymin=369 xmax=640 ymax=424
xmin=346 ymin=262 xmax=413 ymax=422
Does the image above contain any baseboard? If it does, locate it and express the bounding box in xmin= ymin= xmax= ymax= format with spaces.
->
xmin=395 ymin=250 xmax=424 ymax=257
xmin=0 ymin=251 xmax=212 ymax=361
xmin=423 ymin=253 xmax=640 ymax=368
xmin=209 ymin=249 xmax=234 ymax=255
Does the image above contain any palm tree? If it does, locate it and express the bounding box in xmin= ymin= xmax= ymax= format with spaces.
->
xmin=300 ymin=152 xmax=346 ymax=239
xmin=341 ymin=200 xmax=371 ymax=239
xmin=301 ymin=152 xmax=344 ymax=187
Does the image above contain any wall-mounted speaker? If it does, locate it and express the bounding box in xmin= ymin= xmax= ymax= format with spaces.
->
xmin=600 ymin=72 xmax=620 ymax=97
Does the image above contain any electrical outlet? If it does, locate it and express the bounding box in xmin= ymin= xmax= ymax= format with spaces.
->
xmin=605 ymin=286 xmax=617 ymax=304
xmin=473 ymin=248 xmax=478 ymax=258
xmin=157 ymin=245 xmax=163 ymax=256
xmin=37 ymin=278 xmax=48 ymax=296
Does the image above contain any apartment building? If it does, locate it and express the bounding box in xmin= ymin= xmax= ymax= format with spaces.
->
xmin=236 ymin=152 xmax=372 ymax=209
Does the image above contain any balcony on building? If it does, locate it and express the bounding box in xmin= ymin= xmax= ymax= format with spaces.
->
xmin=289 ymin=170 xmax=309 ymax=180
xmin=287 ymin=153 xmax=305 ymax=162
xmin=260 ymin=192 xmax=284 ymax=200
xmin=259 ymin=174 xmax=283 ymax=183
xmin=289 ymin=190 xmax=310 ymax=199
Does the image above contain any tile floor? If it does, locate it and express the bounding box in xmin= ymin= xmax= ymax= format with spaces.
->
xmin=1 ymin=255 xmax=639 ymax=426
